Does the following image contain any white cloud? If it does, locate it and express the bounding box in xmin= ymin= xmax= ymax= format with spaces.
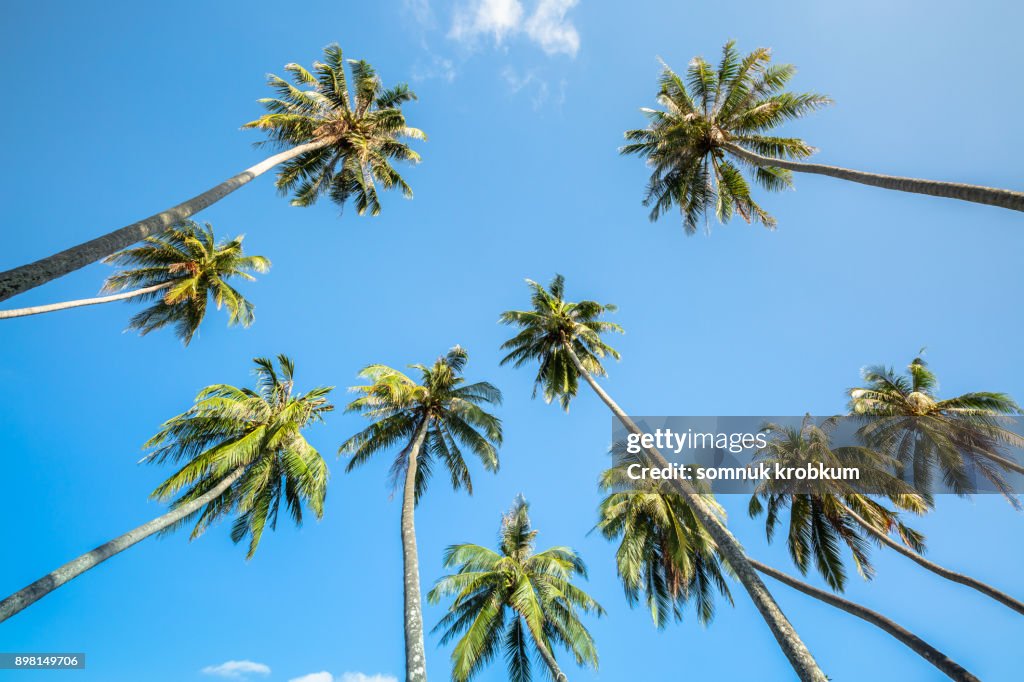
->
xmin=449 ymin=0 xmax=580 ymax=56
xmin=524 ymin=0 xmax=580 ymax=55
xmin=288 ymin=674 xmax=334 ymax=682
xmin=287 ymin=673 xmax=397 ymax=682
xmin=450 ymin=0 xmax=524 ymax=45
xmin=201 ymin=661 xmax=271 ymax=680
xmin=339 ymin=674 xmax=399 ymax=682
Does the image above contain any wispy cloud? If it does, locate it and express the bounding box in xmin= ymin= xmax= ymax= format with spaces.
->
xmin=288 ymin=674 xmax=397 ymax=682
xmin=201 ymin=661 xmax=271 ymax=680
xmin=287 ymin=674 xmax=333 ymax=682
xmin=412 ymin=53 xmax=457 ymax=83
xmin=524 ymin=0 xmax=580 ymax=56
xmin=448 ymin=0 xmax=581 ymax=56
xmin=403 ymin=0 xmax=435 ymax=28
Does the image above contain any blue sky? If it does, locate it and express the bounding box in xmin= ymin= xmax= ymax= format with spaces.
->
xmin=2 ymin=0 xmax=1023 ymax=680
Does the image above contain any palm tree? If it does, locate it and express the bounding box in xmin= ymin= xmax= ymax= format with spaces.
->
xmin=0 ymin=221 xmax=269 ymax=342
xmin=621 ymin=41 xmax=1024 ymax=234
xmin=596 ymin=452 xmax=732 ymax=628
xmin=499 ymin=274 xmax=828 ymax=682
xmin=597 ymin=460 xmax=982 ymax=682
xmin=0 ymin=355 xmax=332 ymax=623
xmin=749 ymin=417 xmax=927 ymax=592
xmin=849 ymin=355 xmax=1024 ymax=500
xmin=339 ymin=347 xmax=502 ymax=682
xmin=0 ymin=43 xmax=424 ymax=303
xmin=428 ymin=496 xmax=604 ymax=682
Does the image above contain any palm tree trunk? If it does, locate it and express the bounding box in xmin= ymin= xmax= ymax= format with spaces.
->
xmin=559 ymin=340 xmax=827 ymax=682
xmin=400 ymin=419 xmax=431 ymax=682
xmin=723 ymin=143 xmax=1024 ymax=212
xmin=0 ymin=466 xmax=245 ymax=623
xmin=841 ymin=503 xmax=1024 ymax=616
xmin=0 ymin=281 xmax=173 ymax=319
xmin=530 ymin=630 xmax=567 ymax=682
xmin=0 ymin=137 xmax=335 ymax=304
xmin=749 ymin=558 xmax=980 ymax=682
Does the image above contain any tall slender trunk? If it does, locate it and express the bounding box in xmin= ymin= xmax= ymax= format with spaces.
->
xmin=0 ymin=281 xmax=173 ymax=320
xmin=560 ymin=341 xmax=827 ymax=682
xmin=530 ymin=628 xmax=567 ymax=682
xmin=842 ymin=503 xmax=1024 ymax=615
xmin=0 ymin=137 xmax=335 ymax=304
xmin=723 ymin=142 xmax=1024 ymax=212
xmin=401 ymin=419 xmax=431 ymax=682
xmin=0 ymin=466 xmax=245 ymax=623
xmin=749 ymin=558 xmax=980 ymax=682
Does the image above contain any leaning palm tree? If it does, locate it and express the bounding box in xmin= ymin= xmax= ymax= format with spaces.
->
xmin=749 ymin=417 xmax=927 ymax=591
xmin=0 ymin=355 xmax=332 ymax=623
xmin=598 ymin=459 xmax=981 ymax=682
xmin=0 ymin=220 xmax=269 ymax=342
xmin=621 ymin=41 xmax=1024 ymax=233
xmin=849 ymin=355 xmax=1024 ymax=499
xmin=499 ymin=274 xmax=828 ymax=682
xmin=429 ymin=496 xmax=603 ymax=682
xmin=0 ymin=43 xmax=424 ymax=303
xmin=596 ymin=452 xmax=733 ymax=628
xmin=339 ymin=347 xmax=501 ymax=682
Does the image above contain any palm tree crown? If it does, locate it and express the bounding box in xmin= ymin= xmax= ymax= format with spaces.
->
xmin=429 ymin=496 xmax=604 ymax=682
xmin=849 ymin=356 xmax=1024 ymax=502
xmin=749 ymin=417 xmax=926 ymax=591
xmin=243 ymin=43 xmax=425 ymax=214
xmin=499 ymin=275 xmax=622 ymax=410
xmin=340 ymin=346 xmax=502 ymax=499
xmin=143 ymin=355 xmax=334 ymax=558
xmin=597 ymin=451 xmax=733 ymax=628
xmin=621 ymin=40 xmax=831 ymax=232
xmin=102 ymin=220 xmax=270 ymax=344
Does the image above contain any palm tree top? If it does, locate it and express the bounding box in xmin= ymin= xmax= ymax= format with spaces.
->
xmin=340 ymin=346 xmax=502 ymax=500
xmin=429 ymin=496 xmax=603 ymax=682
xmin=499 ymin=274 xmax=623 ymax=410
xmin=621 ymin=40 xmax=831 ymax=233
xmin=848 ymin=355 xmax=1024 ymax=503
xmin=243 ymin=43 xmax=425 ymax=214
xmin=597 ymin=452 xmax=733 ymax=627
xmin=750 ymin=417 xmax=927 ymax=591
xmin=143 ymin=355 xmax=334 ymax=558
xmin=101 ymin=220 xmax=270 ymax=345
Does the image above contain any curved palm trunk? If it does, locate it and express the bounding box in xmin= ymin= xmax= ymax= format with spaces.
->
xmin=530 ymin=631 xmax=567 ymax=682
xmin=0 ymin=281 xmax=173 ymax=319
xmin=0 ymin=466 xmax=245 ymax=623
xmin=723 ymin=143 xmax=1024 ymax=212
xmin=560 ymin=342 xmax=827 ymax=682
xmin=842 ymin=504 xmax=1024 ymax=616
xmin=749 ymin=558 xmax=980 ymax=682
xmin=401 ymin=420 xmax=431 ymax=682
xmin=0 ymin=138 xmax=334 ymax=304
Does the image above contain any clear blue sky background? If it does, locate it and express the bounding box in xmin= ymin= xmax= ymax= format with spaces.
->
xmin=2 ymin=1 xmax=1023 ymax=680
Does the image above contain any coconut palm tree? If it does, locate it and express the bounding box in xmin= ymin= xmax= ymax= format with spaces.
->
xmin=849 ymin=355 xmax=1024 ymax=501
xmin=0 ymin=43 xmax=424 ymax=303
xmin=749 ymin=417 xmax=928 ymax=592
xmin=0 ymin=221 xmax=269 ymax=342
xmin=429 ymin=496 xmax=603 ymax=682
xmin=753 ymin=417 xmax=1024 ymax=614
xmin=621 ymin=41 xmax=1024 ymax=233
xmin=339 ymin=347 xmax=501 ymax=682
xmin=0 ymin=355 xmax=332 ymax=623
xmin=596 ymin=451 xmax=732 ymax=628
xmin=597 ymin=459 xmax=981 ymax=682
xmin=498 ymin=274 xmax=828 ymax=682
